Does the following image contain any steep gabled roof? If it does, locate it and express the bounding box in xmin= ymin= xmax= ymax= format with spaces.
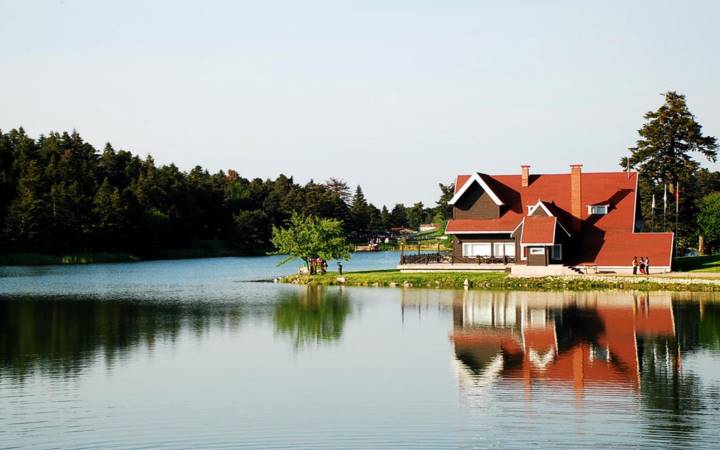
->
xmin=449 ymin=173 xmax=504 ymax=206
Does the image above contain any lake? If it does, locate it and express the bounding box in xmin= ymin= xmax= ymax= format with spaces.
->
xmin=1 ymin=254 xmax=719 ymax=449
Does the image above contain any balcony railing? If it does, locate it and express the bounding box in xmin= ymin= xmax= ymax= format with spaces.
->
xmin=399 ymin=252 xmax=515 ymax=265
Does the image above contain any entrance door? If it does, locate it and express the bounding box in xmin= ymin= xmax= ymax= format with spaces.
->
xmin=527 ymin=246 xmax=548 ymax=266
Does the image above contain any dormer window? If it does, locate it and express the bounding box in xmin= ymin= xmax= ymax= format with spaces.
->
xmin=588 ymin=204 xmax=609 ymax=215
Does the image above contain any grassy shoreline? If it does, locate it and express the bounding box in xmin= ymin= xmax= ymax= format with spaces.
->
xmin=673 ymin=255 xmax=720 ymax=272
xmin=280 ymin=270 xmax=720 ymax=292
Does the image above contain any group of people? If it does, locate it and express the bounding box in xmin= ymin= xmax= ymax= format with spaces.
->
xmin=308 ymin=258 xmax=343 ymax=275
xmin=309 ymin=257 xmax=328 ymax=275
xmin=632 ymin=256 xmax=651 ymax=275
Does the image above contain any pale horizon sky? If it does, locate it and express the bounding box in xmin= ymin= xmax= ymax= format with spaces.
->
xmin=2 ymin=0 xmax=719 ymax=207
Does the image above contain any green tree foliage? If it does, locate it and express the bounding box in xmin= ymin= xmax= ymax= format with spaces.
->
xmin=92 ymin=178 xmax=129 ymax=246
xmin=323 ymin=178 xmax=351 ymax=204
xmin=350 ymin=185 xmax=370 ymax=233
xmin=0 ymin=128 xmax=389 ymax=255
xmin=380 ymin=205 xmax=391 ymax=229
xmin=366 ymin=204 xmax=383 ymax=233
xmin=697 ymin=193 xmax=720 ymax=253
xmin=271 ymin=212 xmax=351 ymax=268
xmin=389 ymin=203 xmax=408 ymax=227
xmin=435 ymin=182 xmax=455 ymax=220
xmin=621 ymin=92 xmax=719 ymax=250
xmin=0 ymin=128 xmax=464 ymax=253
xmin=406 ymin=202 xmax=426 ymax=229
xmin=624 ymin=92 xmax=717 ymax=188
xmin=5 ymin=161 xmax=46 ymax=244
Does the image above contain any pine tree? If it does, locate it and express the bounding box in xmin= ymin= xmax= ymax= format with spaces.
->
xmin=350 ymin=185 xmax=370 ymax=233
xmin=389 ymin=203 xmax=407 ymax=228
xmin=366 ymin=205 xmax=383 ymax=233
xmin=5 ymin=161 xmax=46 ymax=244
xmin=406 ymin=202 xmax=425 ymax=229
xmin=93 ymin=178 xmax=128 ymax=245
xmin=380 ymin=205 xmax=391 ymax=230
xmin=435 ymin=182 xmax=455 ymax=220
xmin=323 ymin=178 xmax=351 ymax=204
xmin=621 ymin=92 xmax=718 ymax=238
xmin=623 ymin=91 xmax=717 ymax=189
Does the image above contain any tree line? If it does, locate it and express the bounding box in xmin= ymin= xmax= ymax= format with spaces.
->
xmin=0 ymin=128 xmax=452 ymax=256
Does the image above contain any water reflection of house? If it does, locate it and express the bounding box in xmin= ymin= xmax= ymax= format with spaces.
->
xmin=452 ymin=291 xmax=676 ymax=392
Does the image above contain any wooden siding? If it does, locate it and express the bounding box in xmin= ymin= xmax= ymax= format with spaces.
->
xmin=453 ymin=182 xmax=500 ymax=220
xmin=527 ymin=247 xmax=549 ymax=266
xmin=529 ymin=204 xmax=549 ymax=216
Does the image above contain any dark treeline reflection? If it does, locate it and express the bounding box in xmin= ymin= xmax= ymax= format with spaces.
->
xmin=638 ymin=302 xmax=720 ymax=437
xmin=0 ymin=287 xmax=351 ymax=381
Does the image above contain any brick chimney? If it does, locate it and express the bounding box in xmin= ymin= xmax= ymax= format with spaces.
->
xmin=570 ymin=164 xmax=583 ymax=233
xmin=521 ymin=165 xmax=530 ymax=188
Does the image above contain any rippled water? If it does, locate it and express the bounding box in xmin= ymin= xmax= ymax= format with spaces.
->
xmin=1 ymin=255 xmax=719 ymax=449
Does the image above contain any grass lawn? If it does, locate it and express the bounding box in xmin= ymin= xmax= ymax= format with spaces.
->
xmin=281 ymin=269 xmax=720 ymax=291
xmin=674 ymin=255 xmax=720 ymax=272
xmin=282 ymin=270 xmax=507 ymax=288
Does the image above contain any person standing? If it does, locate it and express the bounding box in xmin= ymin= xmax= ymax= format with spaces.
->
xmin=632 ymin=256 xmax=638 ymax=275
xmin=645 ymin=257 xmax=650 ymax=275
xmin=639 ymin=257 xmax=646 ymax=274
xmin=337 ymin=261 xmax=343 ymax=275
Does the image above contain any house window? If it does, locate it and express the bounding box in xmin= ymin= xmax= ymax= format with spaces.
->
xmin=529 ymin=247 xmax=545 ymax=255
xmin=493 ymin=242 xmax=516 ymax=257
xmin=462 ymin=243 xmax=491 ymax=257
xmin=551 ymin=244 xmax=562 ymax=260
xmin=588 ymin=205 xmax=609 ymax=215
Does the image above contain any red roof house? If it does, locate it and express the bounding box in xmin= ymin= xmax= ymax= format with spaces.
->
xmin=444 ymin=165 xmax=673 ymax=272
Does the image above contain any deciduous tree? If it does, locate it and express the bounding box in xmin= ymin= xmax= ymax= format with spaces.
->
xmin=697 ymin=193 xmax=720 ymax=253
xmin=271 ymin=213 xmax=351 ymax=269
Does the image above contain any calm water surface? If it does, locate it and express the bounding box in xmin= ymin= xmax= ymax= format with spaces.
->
xmin=1 ymin=254 xmax=719 ymax=449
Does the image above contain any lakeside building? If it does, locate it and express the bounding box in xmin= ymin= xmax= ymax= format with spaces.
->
xmin=403 ymin=165 xmax=673 ymax=274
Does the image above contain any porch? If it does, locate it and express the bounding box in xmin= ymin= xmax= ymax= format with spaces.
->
xmin=398 ymin=251 xmax=515 ymax=273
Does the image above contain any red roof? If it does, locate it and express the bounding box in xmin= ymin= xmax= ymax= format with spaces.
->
xmin=447 ymin=171 xmax=673 ymax=267
xmin=446 ymin=217 xmax=521 ymax=233
xmin=520 ymin=216 xmax=557 ymax=244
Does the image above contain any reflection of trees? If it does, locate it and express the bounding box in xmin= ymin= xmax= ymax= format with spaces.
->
xmin=0 ymin=296 xmax=252 ymax=382
xmin=273 ymin=287 xmax=351 ymax=349
xmin=639 ymin=336 xmax=703 ymax=439
xmin=0 ymin=287 xmax=353 ymax=381
xmin=638 ymin=302 xmax=720 ymax=440
xmin=698 ymin=304 xmax=720 ymax=350
xmin=674 ymin=302 xmax=720 ymax=352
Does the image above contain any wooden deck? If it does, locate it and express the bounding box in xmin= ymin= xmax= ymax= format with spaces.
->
xmin=398 ymin=263 xmax=512 ymax=273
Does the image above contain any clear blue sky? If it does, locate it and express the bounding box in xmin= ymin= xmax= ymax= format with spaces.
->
xmin=1 ymin=0 xmax=719 ymax=207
